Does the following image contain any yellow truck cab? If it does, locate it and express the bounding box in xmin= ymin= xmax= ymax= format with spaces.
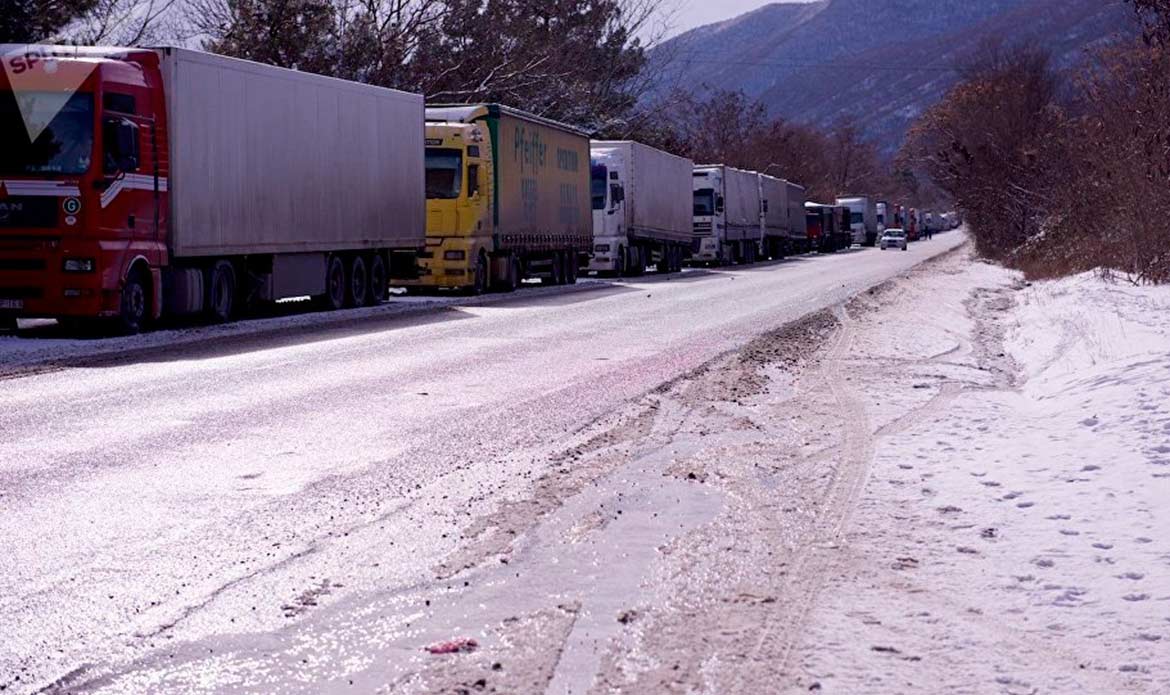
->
xmin=402 ymin=104 xmax=592 ymax=294
xmin=418 ymin=122 xmax=494 ymax=290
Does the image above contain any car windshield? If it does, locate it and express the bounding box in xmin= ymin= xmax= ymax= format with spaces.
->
xmin=694 ymin=188 xmax=715 ymax=216
xmin=885 ymin=229 xmax=906 ymax=237
xmin=425 ymin=148 xmax=462 ymax=199
xmin=0 ymin=90 xmax=94 ymax=175
xmin=591 ymin=163 xmax=607 ymax=210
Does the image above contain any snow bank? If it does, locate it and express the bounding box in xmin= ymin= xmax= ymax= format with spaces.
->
xmin=794 ymin=258 xmax=1170 ymax=693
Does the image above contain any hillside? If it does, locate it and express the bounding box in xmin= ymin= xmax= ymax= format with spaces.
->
xmin=649 ymin=0 xmax=1133 ymax=152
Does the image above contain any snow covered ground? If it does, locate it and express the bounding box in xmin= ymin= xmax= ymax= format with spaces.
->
xmin=793 ymin=259 xmax=1170 ymax=693
xmin=0 ymin=280 xmax=604 ymax=376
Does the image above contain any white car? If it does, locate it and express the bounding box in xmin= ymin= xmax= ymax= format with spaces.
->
xmin=880 ymin=228 xmax=908 ymax=251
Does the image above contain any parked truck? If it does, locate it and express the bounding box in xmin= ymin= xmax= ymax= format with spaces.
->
xmin=403 ymin=104 xmax=591 ymax=293
xmin=588 ymin=141 xmax=693 ymax=276
xmin=836 ymin=195 xmax=879 ymax=246
xmin=876 ymin=201 xmax=890 ymax=233
xmin=805 ymin=202 xmax=852 ymax=253
xmin=759 ymin=174 xmax=808 ymax=258
xmin=692 ymin=165 xmax=762 ymax=265
xmin=0 ymin=45 xmax=425 ymax=332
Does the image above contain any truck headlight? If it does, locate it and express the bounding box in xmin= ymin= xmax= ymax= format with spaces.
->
xmin=63 ymin=258 xmax=95 ymax=273
xmin=443 ymin=250 xmax=466 ymax=261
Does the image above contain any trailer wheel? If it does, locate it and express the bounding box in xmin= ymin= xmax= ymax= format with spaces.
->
xmin=655 ymin=246 xmax=670 ymax=274
xmin=368 ymin=254 xmax=387 ymax=305
xmin=348 ymin=255 xmax=369 ymax=307
xmin=505 ymin=254 xmax=522 ymax=292
xmin=566 ymin=250 xmax=579 ymax=284
xmin=205 ymin=260 xmax=236 ymax=324
xmin=321 ymin=255 xmax=347 ymax=311
xmin=0 ymin=316 xmax=16 ymax=333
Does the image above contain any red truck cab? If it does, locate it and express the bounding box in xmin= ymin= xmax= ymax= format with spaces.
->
xmin=1 ymin=46 xmax=169 ymax=330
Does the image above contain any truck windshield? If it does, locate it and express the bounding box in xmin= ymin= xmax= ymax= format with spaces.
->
xmin=591 ymin=163 xmax=607 ymax=210
xmin=425 ymin=148 xmax=462 ymax=199
xmin=694 ymin=189 xmax=715 ymax=216
xmin=0 ymin=90 xmax=94 ymax=175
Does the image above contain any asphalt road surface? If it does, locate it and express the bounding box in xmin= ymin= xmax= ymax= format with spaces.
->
xmin=0 ymin=234 xmax=965 ymax=694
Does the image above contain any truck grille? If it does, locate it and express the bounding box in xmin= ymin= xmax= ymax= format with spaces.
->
xmin=0 ymin=197 xmax=58 ymax=229
xmin=0 ymin=258 xmax=46 ymax=271
xmin=0 ymin=286 xmax=43 ymax=299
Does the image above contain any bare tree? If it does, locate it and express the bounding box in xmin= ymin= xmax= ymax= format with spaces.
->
xmin=903 ymin=44 xmax=1063 ymax=261
xmin=1 ymin=0 xmax=99 ymax=42
xmin=73 ymin=0 xmax=182 ymax=44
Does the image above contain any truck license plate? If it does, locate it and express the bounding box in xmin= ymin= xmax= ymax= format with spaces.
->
xmin=0 ymin=299 xmax=23 ymax=310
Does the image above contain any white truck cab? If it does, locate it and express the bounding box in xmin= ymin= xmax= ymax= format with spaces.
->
xmin=588 ymin=154 xmax=628 ymax=272
xmin=588 ymin=141 xmax=693 ymax=276
xmin=692 ymin=166 xmax=723 ymax=263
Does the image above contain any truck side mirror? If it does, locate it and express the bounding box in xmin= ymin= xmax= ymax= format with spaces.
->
xmin=103 ymin=117 xmax=140 ymax=175
xmin=467 ymin=164 xmax=480 ymax=198
xmin=715 ymin=195 xmax=725 ymax=213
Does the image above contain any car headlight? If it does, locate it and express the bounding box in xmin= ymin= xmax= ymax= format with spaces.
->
xmin=443 ymin=250 xmax=466 ymax=261
xmin=63 ymin=258 xmax=96 ymax=273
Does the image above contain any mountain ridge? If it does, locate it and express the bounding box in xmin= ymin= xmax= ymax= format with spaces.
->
xmin=648 ymin=0 xmax=1134 ymax=152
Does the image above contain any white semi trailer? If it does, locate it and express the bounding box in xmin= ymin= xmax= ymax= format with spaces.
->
xmin=759 ymin=175 xmax=808 ymax=258
xmin=692 ymin=165 xmax=762 ymax=265
xmin=836 ymin=195 xmax=879 ymax=246
xmin=588 ymin=141 xmax=694 ymax=276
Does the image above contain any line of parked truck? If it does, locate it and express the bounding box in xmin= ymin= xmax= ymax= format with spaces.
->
xmin=0 ymin=45 xmax=954 ymax=333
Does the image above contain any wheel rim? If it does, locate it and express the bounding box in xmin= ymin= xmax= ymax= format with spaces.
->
xmin=370 ymin=257 xmax=386 ymax=303
xmin=214 ymin=275 xmax=230 ymax=316
xmin=351 ymin=258 xmax=367 ymax=305
xmin=329 ymin=260 xmax=345 ymax=307
xmin=125 ymin=282 xmax=145 ymax=324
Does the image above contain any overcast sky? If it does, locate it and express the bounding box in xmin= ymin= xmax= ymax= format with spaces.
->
xmin=660 ymin=0 xmax=811 ymax=39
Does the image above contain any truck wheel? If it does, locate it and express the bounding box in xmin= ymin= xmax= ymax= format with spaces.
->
xmin=629 ymin=248 xmax=644 ymax=277
xmin=322 ymin=255 xmax=346 ymax=311
xmin=617 ymin=246 xmax=627 ymax=277
xmin=1 ymin=316 xmax=18 ymax=333
xmin=368 ymin=254 xmax=387 ymax=305
xmin=118 ymin=267 xmax=150 ymax=334
xmin=348 ymin=255 xmax=369 ymax=307
xmin=206 ymin=260 xmax=236 ymax=324
xmin=655 ymin=247 xmax=670 ymax=274
xmin=473 ymin=253 xmax=489 ymax=294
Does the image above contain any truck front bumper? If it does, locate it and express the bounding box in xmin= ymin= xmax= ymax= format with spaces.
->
xmin=397 ymin=236 xmax=476 ymax=289
xmin=689 ymin=236 xmax=721 ymax=262
xmin=586 ymin=237 xmax=622 ymax=273
xmin=0 ymin=239 xmax=122 ymax=319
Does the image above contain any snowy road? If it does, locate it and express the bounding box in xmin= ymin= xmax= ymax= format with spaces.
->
xmin=0 ymin=237 xmax=971 ymax=693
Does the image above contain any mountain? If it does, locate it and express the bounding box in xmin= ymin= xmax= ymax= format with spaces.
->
xmin=648 ymin=0 xmax=1134 ymax=152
